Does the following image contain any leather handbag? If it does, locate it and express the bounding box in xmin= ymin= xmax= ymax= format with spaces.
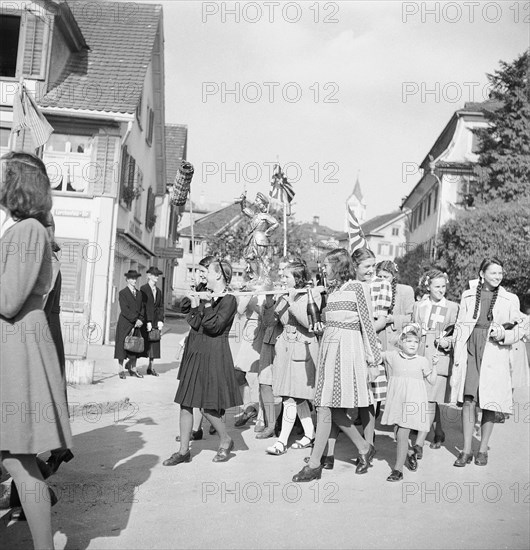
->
xmin=124 ymin=328 xmax=144 ymax=353
xmin=148 ymin=328 xmax=161 ymax=342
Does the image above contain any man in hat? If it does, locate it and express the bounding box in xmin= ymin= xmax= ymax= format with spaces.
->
xmin=140 ymin=266 xmax=165 ymax=376
xmin=114 ymin=269 xmax=145 ymax=378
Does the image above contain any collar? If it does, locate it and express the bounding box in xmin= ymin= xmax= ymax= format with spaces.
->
xmin=399 ymin=351 xmax=418 ymax=360
xmin=427 ymin=297 xmax=447 ymax=307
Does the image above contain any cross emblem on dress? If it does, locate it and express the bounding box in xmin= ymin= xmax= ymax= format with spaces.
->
xmin=428 ymin=305 xmax=447 ymax=330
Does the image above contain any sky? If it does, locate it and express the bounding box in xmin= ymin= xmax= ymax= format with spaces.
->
xmin=161 ymin=0 xmax=528 ymax=231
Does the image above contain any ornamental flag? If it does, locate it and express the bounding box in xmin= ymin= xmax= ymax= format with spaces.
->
xmin=347 ymin=203 xmax=366 ymax=252
xmin=269 ymin=164 xmax=295 ymax=204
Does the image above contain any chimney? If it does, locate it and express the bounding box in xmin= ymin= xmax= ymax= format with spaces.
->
xmin=313 ymin=216 xmax=320 ymax=225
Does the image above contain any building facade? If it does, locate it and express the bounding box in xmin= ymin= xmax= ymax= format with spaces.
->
xmin=401 ymin=101 xmax=496 ymax=257
xmin=0 ymin=0 xmax=168 ymax=347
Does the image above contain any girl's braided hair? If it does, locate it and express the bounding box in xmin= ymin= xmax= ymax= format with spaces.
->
xmin=473 ymin=258 xmax=503 ymax=321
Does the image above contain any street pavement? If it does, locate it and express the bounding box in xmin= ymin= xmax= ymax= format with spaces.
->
xmin=1 ymin=316 xmax=529 ymax=549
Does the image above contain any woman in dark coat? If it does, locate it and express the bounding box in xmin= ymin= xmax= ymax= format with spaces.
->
xmin=114 ymin=270 xmax=146 ymax=378
xmin=140 ymin=266 xmax=165 ymax=376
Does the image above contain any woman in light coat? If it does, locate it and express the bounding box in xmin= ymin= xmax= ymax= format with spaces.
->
xmin=450 ymin=258 xmax=520 ymax=467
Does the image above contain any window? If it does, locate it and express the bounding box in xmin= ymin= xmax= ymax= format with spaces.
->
xmin=145 ymin=187 xmax=156 ymax=231
xmin=433 ymin=187 xmax=438 ymax=211
xmin=427 ymin=194 xmax=431 ymax=217
xmin=43 ymin=134 xmax=93 ymax=193
xmin=471 ymin=133 xmax=481 ymax=154
xmin=134 ymin=170 xmax=144 ymax=220
xmin=146 ymin=107 xmax=154 ymax=146
xmin=0 ymin=15 xmax=21 ymax=77
xmin=119 ymin=146 xmax=139 ymax=210
xmin=391 ymin=227 xmax=399 ymax=236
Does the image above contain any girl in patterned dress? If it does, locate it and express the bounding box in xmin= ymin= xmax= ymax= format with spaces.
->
xmin=266 ymin=260 xmax=319 ymax=455
xmin=293 ymin=249 xmax=381 ymax=482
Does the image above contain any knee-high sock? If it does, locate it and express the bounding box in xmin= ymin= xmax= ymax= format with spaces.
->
xmin=296 ymin=400 xmax=314 ymax=439
xmin=278 ymin=398 xmax=297 ymax=446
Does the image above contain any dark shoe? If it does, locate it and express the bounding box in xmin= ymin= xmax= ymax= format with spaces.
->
xmin=255 ymin=426 xmax=275 ymax=439
xmin=453 ymin=451 xmax=473 ymax=467
xmin=292 ymin=464 xmax=323 ymax=482
xmin=405 ymin=452 xmax=418 ymax=472
xmin=494 ymin=412 xmax=505 ymax=423
xmin=475 ymin=451 xmax=488 ymax=466
xmin=304 ymin=455 xmax=335 ymax=470
xmin=212 ymin=440 xmax=234 ymax=462
xmin=175 ymin=429 xmax=203 ymax=442
xmin=412 ymin=444 xmax=423 ymax=460
xmin=146 ymin=368 xmax=159 ymax=377
xmin=430 ymin=432 xmax=445 ymax=449
xmin=163 ymin=450 xmax=191 ymax=466
xmin=209 ymin=425 xmax=217 ymax=436
xmin=353 ymin=416 xmax=362 ymax=426
xmin=234 ymin=409 xmax=258 ymax=427
xmin=387 ymin=469 xmax=403 ymax=482
xmin=128 ymin=368 xmax=143 ymax=378
xmin=118 ymin=371 xmax=127 ymax=379
xmin=46 ymin=449 xmax=74 ymax=474
xmin=356 ymin=445 xmax=375 ymax=474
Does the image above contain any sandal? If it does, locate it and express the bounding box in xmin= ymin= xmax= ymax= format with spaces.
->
xmin=291 ymin=436 xmax=314 ymax=449
xmin=266 ymin=441 xmax=287 ymax=455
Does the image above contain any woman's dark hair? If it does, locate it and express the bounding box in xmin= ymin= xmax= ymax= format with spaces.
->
xmin=376 ymin=260 xmax=399 ymax=313
xmin=351 ymin=247 xmax=375 ymax=268
xmin=284 ymin=260 xmax=310 ymax=289
xmin=199 ymin=255 xmax=216 ymax=268
xmin=0 ymin=151 xmax=52 ymax=224
xmin=473 ymin=257 xmax=503 ymax=321
xmin=212 ymin=259 xmax=232 ymax=285
xmin=326 ymin=248 xmax=355 ymax=285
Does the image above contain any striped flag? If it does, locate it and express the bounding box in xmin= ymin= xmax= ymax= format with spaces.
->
xmin=11 ymin=82 xmax=53 ymax=150
xmin=269 ymin=164 xmax=295 ymax=204
xmin=347 ymin=203 xmax=366 ymax=252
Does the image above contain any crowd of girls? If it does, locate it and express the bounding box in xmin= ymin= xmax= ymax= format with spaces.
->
xmin=166 ymin=247 xmax=528 ymax=484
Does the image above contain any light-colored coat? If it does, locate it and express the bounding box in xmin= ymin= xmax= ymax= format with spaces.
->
xmin=450 ymin=286 xmax=520 ymax=413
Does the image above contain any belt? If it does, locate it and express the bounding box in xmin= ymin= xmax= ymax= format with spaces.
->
xmin=326 ymin=320 xmax=360 ymax=331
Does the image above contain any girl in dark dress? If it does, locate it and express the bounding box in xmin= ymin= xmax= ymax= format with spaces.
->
xmin=164 ymin=260 xmax=242 ymax=465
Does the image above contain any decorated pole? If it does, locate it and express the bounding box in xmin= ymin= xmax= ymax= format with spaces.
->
xmin=283 ymin=201 xmax=287 ymax=256
xmin=169 ymin=160 xmax=195 ymax=267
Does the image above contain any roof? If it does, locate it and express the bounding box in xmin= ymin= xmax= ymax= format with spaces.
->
xmin=297 ymin=222 xmax=344 ymax=241
xmin=40 ymin=1 xmax=162 ymax=113
xmin=179 ymin=203 xmax=242 ymax=237
xmin=462 ymin=99 xmax=503 ymax=113
xmin=165 ymin=124 xmax=188 ymax=185
xmin=361 ymin=211 xmax=405 ymax=235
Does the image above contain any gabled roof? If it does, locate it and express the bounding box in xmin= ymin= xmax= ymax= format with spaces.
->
xmin=165 ymin=124 xmax=188 ymax=185
xmin=179 ymin=203 xmax=243 ymax=238
xmin=40 ymin=1 xmax=162 ymax=113
xmin=462 ymin=99 xmax=502 ymax=114
xmin=362 ymin=211 xmax=405 ymax=235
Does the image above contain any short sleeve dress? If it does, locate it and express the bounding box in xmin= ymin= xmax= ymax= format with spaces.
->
xmin=0 ymin=218 xmax=72 ymax=454
xmin=175 ymin=294 xmax=243 ymax=413
xmin=381 ymin=351 xmax=432 ymax=431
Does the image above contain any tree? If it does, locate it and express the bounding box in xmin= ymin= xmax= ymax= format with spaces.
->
xmin=435 ymin=199 xmax=530 ymax=300
xmin=397 ymin=199 xmax=530 ymax=301
xmin=473 ymin=50 xmax=530 ymax=202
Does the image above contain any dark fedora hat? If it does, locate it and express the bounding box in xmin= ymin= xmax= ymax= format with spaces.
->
xmin=124 ymin=269 xmax=141 ymax=279
xmin=147 ymin=266 xmax=163 ymax=275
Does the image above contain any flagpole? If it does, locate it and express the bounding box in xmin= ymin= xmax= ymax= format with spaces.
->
xmin=283 ymin=201 xmax=287 ymax=256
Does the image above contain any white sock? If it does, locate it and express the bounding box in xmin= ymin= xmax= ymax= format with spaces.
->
xmin=278 ymin=398 xmax=297 ymax=445
xmin=297 ymin=401 xmax=315 ymax=439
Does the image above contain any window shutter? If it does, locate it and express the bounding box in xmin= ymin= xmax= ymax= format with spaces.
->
xmin=55 ymin=238 xmax=88 ymax=302
xmin=22 ymin=13 xmax=47 ymax=79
